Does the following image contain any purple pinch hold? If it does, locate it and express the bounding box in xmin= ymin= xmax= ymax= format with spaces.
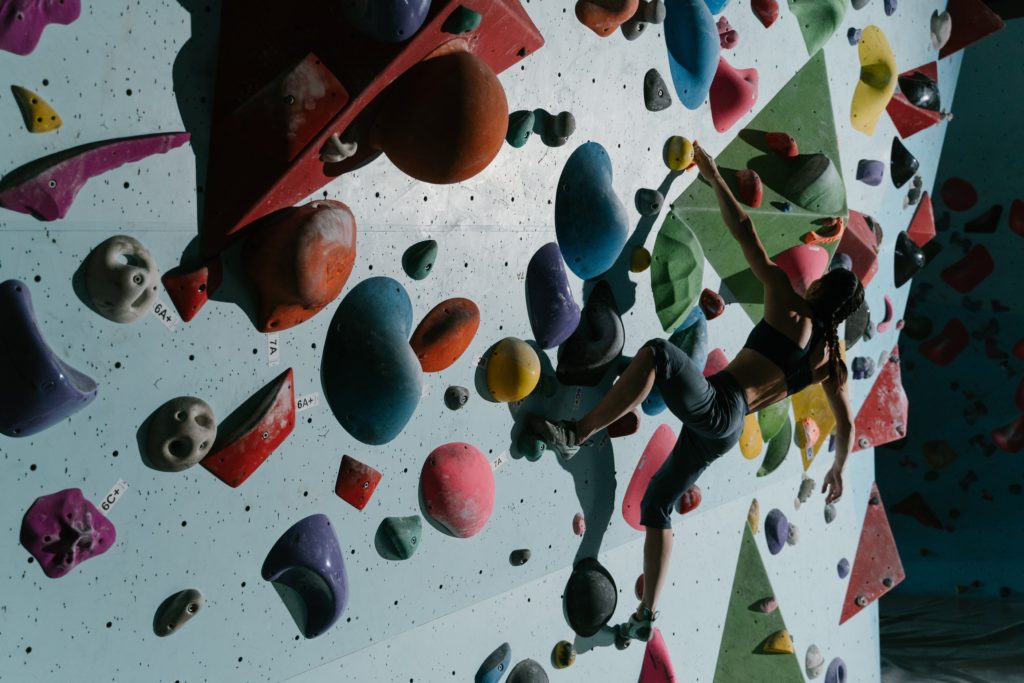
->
xmin=0 ymin=0 xmax=82 ymax=56
xmin=856 ymin=159 xmax=885 ymax=187
xmin=526 ymin=242 xmax=581 ymax=349
xmin=765 ymin=508 xmax=789 ymax=555
xmin=21 ymin=488 xmax=116 ymax=579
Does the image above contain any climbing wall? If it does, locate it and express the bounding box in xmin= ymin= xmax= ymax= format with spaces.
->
xmin=876 ymin=14 xmax=1024 ymax=599
xmin=0 ymin=1 xmax=965 ymax=681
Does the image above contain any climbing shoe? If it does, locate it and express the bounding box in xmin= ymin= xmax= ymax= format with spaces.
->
xmin=618 ymin=605 xmax=658 ymax=643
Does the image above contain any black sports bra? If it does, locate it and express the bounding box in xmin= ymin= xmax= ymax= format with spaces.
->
xmin=742 ymin=317 xmax=826 ymax=396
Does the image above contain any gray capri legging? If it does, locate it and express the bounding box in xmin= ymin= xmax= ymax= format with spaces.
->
xmin=638 ymin=338 xmax=749 ymax=529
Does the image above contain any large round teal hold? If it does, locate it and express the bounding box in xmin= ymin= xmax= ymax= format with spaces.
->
xmin=664 ymin=0 xmax=720 ymax=109
xmin=554 ymin=142 xmax=629 ymax=281
xmin=322 ymin=277 xmax=421 ymax=445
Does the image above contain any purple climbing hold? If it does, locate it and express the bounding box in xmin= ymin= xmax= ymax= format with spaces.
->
xmin=0 ymin=133 xmax=191 ymax=221
xmin=0 ymin=0 xmax=81 ymax=56
xmin=1 ymin=280 xmax=97 ymax=437
xmin=262 ymin=514 xmax=348 ymax=638
xmin=765 ymin=508 xmax=789 ymax=555
xmin=830 ymin=252 xmax=853 ymax=272
xmin=847 ymin=27 xmax=862 ymax=45
xmin=883 ymin=0 xmax=896 ymax=16
xmin=526 ymin=242 xmax=581 ymax=349
xmin=838 ymin=557 xmax=851 ymax=578
xmin=21 ymin=488 xmax=116 ymax=579
xmin=341 ymin=0 xmax=432 ymax=43
xmin=856 ymin=159 xmax=885 ymax=186
xmin=825 ymin=657 xmax=847 ymax=683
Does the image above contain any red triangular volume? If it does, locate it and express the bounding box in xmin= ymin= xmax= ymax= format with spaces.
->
xmin=939 ymin=0 xmax=1005 ymax=59
xmin=840 ymin=482 xmax=906 ymax=624
xmin=639 ymin=628 xmax=677 ymax=683
xmin=853 ymin=346 xmax=908 ymax=452
xmin=885 ymin=62 xmax=941 ymax=139
xmin=906 ymin=192 xmax=935 ymax=247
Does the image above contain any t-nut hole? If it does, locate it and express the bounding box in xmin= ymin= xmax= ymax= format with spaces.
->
xmin=262 ymin=431 xmax=270 ymax=440
xmin=48 ymin=179 xmax=57 ymax=188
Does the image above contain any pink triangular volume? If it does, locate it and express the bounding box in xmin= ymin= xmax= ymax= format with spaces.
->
xmin=839 ymin=482 xmax=906 ymax=624
xmin=639 ymin=627 xmax=677 ymax=683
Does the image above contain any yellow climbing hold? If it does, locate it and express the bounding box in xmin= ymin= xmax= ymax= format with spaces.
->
xmin=663 ymin=135 xmax=694 ymax=171
xmin=486 ymin=337 xmax=540 ymax=402
xmin=747 ymin=498 xmax=760 ymax=534
xmin=761 ymin=628 xmax=795 ymax=654
xmin=10 ymin=85 xmax=62 ymax=134
xmin=630 ymin=246 xmax=652 ymax=273
xmin=850 ymin=26 xmax=897 ymax=136
xmin=739 ymin=413 xmax=764 ymax=459
xmin=791 ymin=364 xmax=841 ymax=469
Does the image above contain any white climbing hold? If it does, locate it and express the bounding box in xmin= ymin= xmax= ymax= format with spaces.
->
xmin=320 ymin=134 xmax=358 ymax=163
xmin=930 ymin=10 xmax=952 ymax=51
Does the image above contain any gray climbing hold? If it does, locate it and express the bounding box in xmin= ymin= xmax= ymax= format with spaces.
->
xmin=621 ymin=0 xmax=666 ymax=40
xmin=444 ymin=385 xmax=469 ymax=410
xmin=851 ymin=0 xmax=870 ymax=8
xmin=837 ymin=557 xmax=850 ymax=578
xmin=85 ymin=235 xmax=160 ymax=323
xmin=376 ymin=515 xmax=422 ymax=561
xmin=931 ymin=10 xmax=952 ymax=51
xmin=534 ymin=110 xmax=576 ymax=147
xmin=847 ymin=27 xmax=862 ymax=45
xmin=806 ymin=644 xmax=825 ymax=679
xmin=508 ymin=658 xmax=549 ymax=683
xmin=509 ymin=549 xmax=531 ymax=566
xmin=507 ymin=110 xmax=535 ymax=148
xmin=144 ymin=397 xmax=217 ymax=472
xmin=319 ymin=134 xmax=357 ymax=163
xmin=643 ymin=68 xmax=672 ymax=111
xmin=795 ymin=476 xmax=815 ymax=508
xmin=824 ymin=503 xmax=837 ymax=523
xmin=787 ymin=523 xmax=800 ymax=545
xmin=402 ymin=239 xmax=438 ymax=280
xmin=153 ymin=588 xmax=203 ymax=637
xmin=635 ymin=188 xmax=664 ymax=216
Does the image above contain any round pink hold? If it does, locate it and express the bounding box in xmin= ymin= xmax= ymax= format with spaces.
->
xmin=420 ymin=442 xmax=495 ymax=538
xmin=572 ymin=512 xmax=586 ymax=536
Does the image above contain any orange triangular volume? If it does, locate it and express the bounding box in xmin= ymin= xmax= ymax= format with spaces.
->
xmin=907 ymin=193 xmax=935 ymax=247
xmin=852 ymin=346 xmax=908 ymax=452
xmin=939 ymin=0 xmax=1005 ymax=58
xmin=639 ymin=628 xmax=677 ymax=683
xmin=840 ymin=482 xmax=906 ymax=624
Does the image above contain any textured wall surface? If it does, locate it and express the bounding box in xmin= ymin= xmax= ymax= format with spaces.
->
xmin=0 ymin=1 xmax=959 ymax=681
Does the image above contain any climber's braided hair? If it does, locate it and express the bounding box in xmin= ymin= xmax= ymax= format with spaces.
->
xmin=809 ymin=267 xmax=865 ymax=387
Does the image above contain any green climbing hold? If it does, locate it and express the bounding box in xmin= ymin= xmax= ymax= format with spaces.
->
xmin=757 ymin=397 xmax=790 ymax=442
xmin=507 ymin=110 xmax=536 ymax=148
xmin=402 ymin=239 xmax=438 ymax=280
xmin=442 ymin=5 xmax=483 ymax=34
xmin=788 ymin=0 xmax=847 ymax=56
xmin=757 ymin=416 xmax=792 ymax=477
xmin=781 ymin=154 xmax=845 ymax=214
xmin=651 ymin=211 xmax=705 ymax=332
xmin=376 ymin=515 xmax=422 ymax=560
xmin=517 ymin=429 xmax=546 ymax=462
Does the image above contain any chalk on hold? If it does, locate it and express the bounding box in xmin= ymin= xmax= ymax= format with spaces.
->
xmin=10 ymin=86 xmax=62 ymax=133
xmin=825 ymin=503 xmax=837 ymax=523
xmin=663 ymin=0 xmax=720 ymax=109
xmin=894 ymin=231 xmax=925 ymax=288
xmin=376 ymin=515 xmax=422 ymax=560
xmin=765 ymin=131 xmax=798 ymax=157
xmin=487 ymin=337 xmax=541 ymax=402
xmin=890 ymin=138 xmax=919 ymax=189
xmin=760 ymin=629 xmax=795 ymax=654
xmin=334 ymin=455 xmax=382 ymax=510
xmin=475 ymin=643 xmax=512 ymax=683
xmin=825 ymin=658 xmax=847 ymax=683
xmin=444 ymin=385 xmax=469 ymax=410
xmin=442 ymin=5 xmax=483 ymax=34
xmin=709 ymin=57 xmax=759 ymax=132
xmin=573 ymin=512 xmax=586 ymax=536
xmin=506 ymin=110 xmax=536 ymax=148
xmin=576 ymin=0 xmax=640 ymax=36
xmin=421 ymin=442 xmax=495 ymax=538
xmin=930 ymin=10 xmax=952 ymax=50
xmin=0 ymin=0 xmax=81 ymax=55
xmin=21 ymin=488 xmax=115 ymax=578
xmin=622 ymin=0 xmax=667 ymax=40
xmin=717 ymin=16 xmax=739 ymax=48
xmin=526 ymin=243 xmax=581 ymax=349
xmin=564 ymin=557 xmax=617 ymax=636
xmin=748 ymin=498 xmax=761 ymax=533
xmin=154 ymin=589 xmax=203 ymax=637
xmin=643 ymin=68 xmax=673 ymax=111
xmin=552 ymin=640 xmax=577 ymax=669
xmin=806 ymin=644 xmax=825 ymax=679
xmin=736 ymin=169 xmax=763 ymax=208
xmin=402 ymin=239 xmax=438 ymax=280
xmin=410 ymin=298 xmax=481 ymax=371
xmin=85 ymin=235 xmax=160 ymax=324
xmin=508 ymin=659 xmax=549 ymax=683
xmin=851 ymin=26 xmax=897 ymax=136
xmin=319 ymin=134 xmax=357 ymax=163
xmin=765 ymin=508 xmax=789 ymax=555
xmin=145 ymin=397 xmax=217 ymax=473
xmin=0 ymin=280 xmax=98 ymax=438
xmin=636 ymin=188 xmax=665 ymax=216
xmin=509 ymin=549 xmax=531 ymax=566
xmin=664 ymin=135 xmax=695 ymax=170
xmin=751 ymin=0 xmax=780 ymax=28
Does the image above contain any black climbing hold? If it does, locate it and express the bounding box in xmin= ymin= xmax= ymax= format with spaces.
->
xmin=844 ymin=300 xmax=871 ymax=350
xmin=444 ymin=385 xmax=469 ymax=410
xmin=643 ymin=68 xmax=672 ymax=112
xmin=622 ymin=0 xmax=666 ymax=40
xmin=890 ymin=138 xmax=919 ymax=189
xmin=564 ymin=556 xmax=617 ymax=637
xmin=964 ymin=204 xmax=1002 ymax=234
xmin=898 ymin=71 xmax=940 ymax=111
xmin=556 ymin=280 xmax=625 ymax=386
xmin=508 ymin=658 xmax=549 ymax=683
xmin=894 ymin=231 xmax=925 ymax=288
xmin=509 ymin=548 xmax=531 ymax=565
xmin=534 ymin=110 xmax=576 ymax=148
xmin=634 ymin=188 xmax=664 ymax=216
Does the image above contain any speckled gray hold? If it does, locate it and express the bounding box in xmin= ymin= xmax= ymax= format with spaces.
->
xmin=509 ymin=548 xmax=531 ymax=566
xmin=153 ymin=588 xmax=203 ymax=637
xmin=535 ymin=110 xmax=576 ymax=148
xmin=508 ymin=658 xmax=549 ymax=683
xmin=635 ymin=188 xmax=664 ymax=216
xmin=643 ymin=68 xmax=672 ymax=112
xmin=824 ymin=503 xmax=837 ymax=523
xmin=621 ymin=0 xmax=666 ymax=40
xmin=787 ymin=523 xmax=800 ymax=545
xmin=796 ymin=476 xmax=815 ymax=505
xmin=145 ymin=397 xmax=217 ymax=472
xmin=444 ymin=385 xmax=469 ymax=410
xmin=851 ymin=0 xmax=870 ymax=9
xmin=85 ymin=235 xmax=160 ymax=323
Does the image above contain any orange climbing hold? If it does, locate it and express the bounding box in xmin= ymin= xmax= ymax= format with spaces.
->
xmin=801 ymin=217 xmax=845 ymax=246
xmin=409 ymin=298 xmax=481 ymax=372
xmin=161 ymin=259 xmax=223 ymax=323
xmin=575 ymin=0 xmax=640 ymax=37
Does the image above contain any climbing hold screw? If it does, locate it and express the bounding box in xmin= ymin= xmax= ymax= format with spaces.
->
xmin=856 ymin=595 xmax=868 ymax=607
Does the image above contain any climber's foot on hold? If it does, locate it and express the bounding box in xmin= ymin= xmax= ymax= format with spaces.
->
xmin=615 ymin=605 xmax=657 ymax=648
xmin=525 ymin=414 xmax=580 ymax=460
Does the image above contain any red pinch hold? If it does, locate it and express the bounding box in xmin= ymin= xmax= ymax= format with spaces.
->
xmin=751 ymin=0 xmax=780 ymax=28
xmin=334 ymin=454 xmax=382 ymax=510
xmin=765 ymin=131 xmax=798 ymax=157
xmin=736 ymin=169 xmax=763 ymax=208
xmin=161 ymin=258 xmax=223 ymax=323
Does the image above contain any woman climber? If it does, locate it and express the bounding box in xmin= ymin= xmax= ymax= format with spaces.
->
xmin=526 ymin=142 xmax=864 ymax=644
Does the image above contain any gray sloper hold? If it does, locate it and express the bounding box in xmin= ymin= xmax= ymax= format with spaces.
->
xmin=621 ymin=0 xmax=666 ymax=40
xmin=824 ymin=503 xmax=837 ymax=523
xmin=508 ymin=658 xmax=549 ymax=683
xmin=85 ymin=235 xmax=160 ymax=323
xmin=556 ymin=280 xmax=625 ymax=386
xmin=806 ymin=644 xmax=825 ymax=679
xmin=145 ymin=397 xmax=217 ymax=472
xmin=643 ymin=68 xmax=672 ymax=111
xmin=153 ymin=588 xmax=203 ymax=637
xmin=444 ymin=385 xmax=469 ymax=410
xmin=510 ymin=548 xmax=531 ymax=565
xmin=635 ymin=188 xmax=664 ymax=216
xmin=564 ymin=556 xmax=617 ymax=637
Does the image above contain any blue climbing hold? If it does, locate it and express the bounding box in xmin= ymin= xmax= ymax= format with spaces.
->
xmin=555 ymin=142 xmax=629 ymax=281
xmin=526 ymin=242 xmax=581 ymax=349
xmin=341 ymin=0 xmax=432 ymax=43
xmin=704 ymin=0 xmax=731 ymax=13
xmin=475 ymin=642 xmax=512 ymax=683
xmin=664 ymin=0 xmax=720 ymax=109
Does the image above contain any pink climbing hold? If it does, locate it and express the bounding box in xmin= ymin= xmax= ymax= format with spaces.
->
xmin=765 ymin=132 xmax=798 ymax=158
xmin=1009 ymin=199 xmax=1024 ymax=238
xmin=573 ymin=511 xmax=586 ymax=536
xmin=639 ymin=628 xmax=677 ymax=683
xmin=420 ymin=443 xmax=495 ymax=538
xmin=906 ymin=192 xmax=936 ymax=247
xmin=940 ymin=177 xmax=978 ymax=212
xmin=0 ymin=0 xmax=81 ymax=56
xmin=623 ymin=425 xmax=676 ymax=531
xmin=717 ymin=16 xmax=739 ymax=49
xmin=773 ymin=243 xmax=829 ymax=297
xmin=751 ymin=0 xmax=779 ymax=28
xmin=992 ymin=415 xmax=1024 ymax=453
xmin=0 ymin=133 xmax=191 ymax=221
xmin=704 ymin=348 xmax=730 ymax=376
xmin=20 ymin=488 xmax=116 ymax=579
xmin=919 ymin=319 xmax=969 ymax=366
xmin=736 ymin=169 xmax=763 ymax=208
xmin=675 ymin=484 xmax=702 ymax=514
xmin=709 ymin=58 xmax=759 ymax=133
xmin=699 ymin=288 xmax=726 ymax=320
xmin=940 ymin=244 xmax=994 ymax=294
xmin=876 ymin=295 xmax=894 ymax=333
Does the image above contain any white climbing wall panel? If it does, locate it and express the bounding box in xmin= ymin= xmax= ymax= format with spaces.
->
xmin=0 ymin=1 xmax=959 ymax=680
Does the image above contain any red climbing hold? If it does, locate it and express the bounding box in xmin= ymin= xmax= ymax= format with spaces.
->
xmin=735 ymin=169 xmax=763 ymax=209
xmin=161 ymin=259 xmax=223 ymax=323
xmin=717 ymin=16 xmax=739 ymax=49
xmin=608 ymin=409 xmax=641 ymax=437
xmin=940 ymin=178 xmax=978 ymax=212
xmin=639 ymin=628 xmax=677 ymax=683
xmin=773 ymin=243 xmax=829 ymax=297
xmin=751 ymin=0 xmax=779 ymax=28
xmin=839 ymin=210 xmax=881 ymax=287
xmin=623 ymin=425 xmax=676 ymax=531
xmin=853 ymin=346 xmax=908 ymax=451
xmin=919 ymin=319 xmax=969 ymax=366
xmin=939 ymin=0 xmax=1005 ymax=59
xmin=765 ymin=132 xmax=798 ymax=158
xmin=1014 ymin=338 xmax=1024 ymax=360
xmin=675 ymin=484 xmax=702 ymax=515
xmin=907 ymin=192 xmax=935 ymax=247
xmin=840 ymin=482 xmax=906 ymax=624
xmin=334 ymin=454 xmax=382 ymax=510
xmin=420 ymin=442 xmax=495 ymax=538
xmin=890 ymin=492 xmax=944 ymax=529
xmin=940 ymin=244 xmax=994 ymax=294
xmin=992 ymin=415 xmax=1024 ymax=453
xmin=699 ymin=288 xmax=726 ymax=320
xmin=704 ymin=348 xmax=729 ymax=376
xmin=709 ymin=57 xmax=758 ymax=133
xmin=1010 ymin=199 xmax=1024 ymax=238
xmin=876 ymin=295 xmax=894 ymax=333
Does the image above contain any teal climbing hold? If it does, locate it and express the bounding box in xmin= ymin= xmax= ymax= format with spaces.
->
xmin=507 ymin=110 xmax=536 ymax=148
xmin=516 ymin=429 xmax=546 ymax=462
xmin=402 ymin=239 xmax=438 ymax=280
xmin=442 ymin=6 xmax=483 ymax=34
xmin=664 ymin=0 xmax=720 ymax=109
xmin=376 ymin=515 xmax=422 ymax=560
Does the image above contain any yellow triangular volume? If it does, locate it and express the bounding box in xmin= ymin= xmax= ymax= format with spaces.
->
xmin=760 ymin=628 xmax=795 ymax=654
xmin=11 ymin=85 xmax=62 ymax=133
